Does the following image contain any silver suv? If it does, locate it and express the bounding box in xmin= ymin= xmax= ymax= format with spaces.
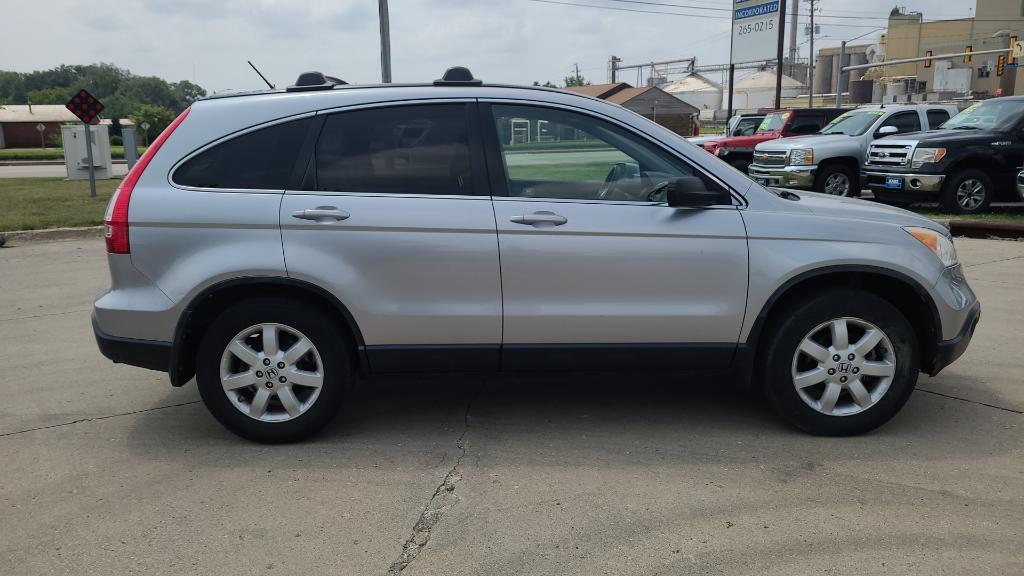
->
xmin=92 ymin=68 xmax=980 ymax=442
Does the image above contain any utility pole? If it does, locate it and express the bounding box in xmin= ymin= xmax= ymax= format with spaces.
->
xmin=775 ymin=0 xmax=788 ymax=110
xmin=378 ymin=0 xmax=392 ymax=83
xmin=835 ymin=40 xmax=846 ymax=108
xmin=574 ymin=63 xmax=581 ymax=85
xmin=788 ymin=0 xmax=799 ymax=71
xmin=807 ymin=0 xmax=816 ymax=107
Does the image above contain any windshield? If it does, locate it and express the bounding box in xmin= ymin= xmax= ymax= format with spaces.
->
xmin=943 ymin=99 xmax=1024 ymax=130
xmin=819 ymin=111 xmax=884 ymax=136
xmin=757 ymin=112 xmax=791 ymax=134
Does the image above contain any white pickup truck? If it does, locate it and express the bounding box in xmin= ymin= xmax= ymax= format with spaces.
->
xmin=748 ymin=104 xmax=959 ymax=196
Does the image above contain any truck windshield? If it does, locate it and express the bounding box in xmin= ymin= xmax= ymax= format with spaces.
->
xmin=943 ymin=99 xmax=1024 ymax=130
xmin=757 ymin=112 xmax=791 ymax=134
xmin=819 ymin=111 xmax=884 ymax=136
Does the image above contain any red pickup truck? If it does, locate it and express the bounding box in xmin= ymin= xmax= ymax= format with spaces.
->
xmin=702 ymin=108 xmax=847 ymax=172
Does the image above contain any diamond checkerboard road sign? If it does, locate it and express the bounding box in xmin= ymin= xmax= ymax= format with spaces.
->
xmin=64 ymin=89 xmax=104 ymax=124
xmin=731 ymin=0 xmax=782 ymax=65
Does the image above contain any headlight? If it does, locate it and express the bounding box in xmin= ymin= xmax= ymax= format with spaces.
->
xmin=911 ymin=147 xmax=946 ymax=169
xmin=789 ymin=148 xmax=814 ymax=166
xmin=905 ymin=226 xmax=958 ymax=267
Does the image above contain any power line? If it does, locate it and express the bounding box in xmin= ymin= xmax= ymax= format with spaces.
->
xmin=524 ymin=0 xmax=728 ymax=18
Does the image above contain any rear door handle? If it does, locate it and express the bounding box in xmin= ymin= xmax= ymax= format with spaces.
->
xmin=509 ymin=211 xmax=568 ymax=226
xmin=291 ymin=207 xmax=351 ymax=223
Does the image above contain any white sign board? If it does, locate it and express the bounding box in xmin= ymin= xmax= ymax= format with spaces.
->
xmin=731 ymin=0 xmax=781 ymax=65
xmin=1014 ymin=40 xmax=1023 ymax=60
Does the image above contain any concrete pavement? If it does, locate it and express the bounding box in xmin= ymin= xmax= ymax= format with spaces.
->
xmin=0 ymin=237 xmax=1021 ymax=575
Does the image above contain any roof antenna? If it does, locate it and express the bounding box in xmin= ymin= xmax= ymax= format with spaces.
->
xmin=248 ymin=60 xmax=275 ymax=89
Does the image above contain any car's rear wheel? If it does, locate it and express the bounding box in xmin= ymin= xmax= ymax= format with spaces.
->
xmin=942 ymin=169 xmax=993 ymax=214
xmin=196 ymin=297 xmax=350 ymax=443
xmin=761 ymin=289 xmax=919 ymax=435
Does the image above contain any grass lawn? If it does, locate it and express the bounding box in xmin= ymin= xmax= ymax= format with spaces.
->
xmin=506 ymin=162 xmax=613 ymax=182
xmin=0 ymin=177 xmax=117 ymax=231
xmin=917 ymin=209 xmax=1024 ymax=223
xmin=0 ymin=146 xmax=146 ymax=161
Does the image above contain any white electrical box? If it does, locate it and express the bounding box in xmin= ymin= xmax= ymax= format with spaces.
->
xmin=61 ymin=124 xmax=113 ymax=180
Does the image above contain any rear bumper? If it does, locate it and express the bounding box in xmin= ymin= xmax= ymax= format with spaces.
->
xmin=929 ymin=301 xmax=980 ymax=376
xmin=93 ymin=313 xmax=171 ymax=372
xmin=748 ymin=164 xmax=816 ymax=189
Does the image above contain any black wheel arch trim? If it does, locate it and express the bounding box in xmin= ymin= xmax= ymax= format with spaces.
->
xmin=169 ymin=276 xmax=369 ymax=386
xmin=740 ymin=264 xmax=943 ymax=373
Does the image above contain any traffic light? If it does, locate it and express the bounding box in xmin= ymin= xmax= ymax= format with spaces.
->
xmin=964 ymin=46 xmax=973 ymax=63
xmin=997 ymin=54 xmax=1006 ymax=76
xmin=924 ymin=50 xmax=933 ymax=68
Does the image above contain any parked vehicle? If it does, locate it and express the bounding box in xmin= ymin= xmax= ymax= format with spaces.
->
xmin=864 ymin=97 xmax=1024 ymax=213
xmin=702 ymin=108 xmax=847 ymax=173
xmin=748 ymin=104 xmax=958 ymax=196
xmin=687 ymin=113 xmax=765 ymax=147
xmin=93 ymin=67 xmax=979 ymax=442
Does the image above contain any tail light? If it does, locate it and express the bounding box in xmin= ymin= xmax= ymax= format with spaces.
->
xmin=105 ymin=108 xmax=191 ymax=253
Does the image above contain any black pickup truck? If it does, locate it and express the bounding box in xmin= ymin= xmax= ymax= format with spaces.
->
xmin=863 ymin=96 xmax=1024 ymax=214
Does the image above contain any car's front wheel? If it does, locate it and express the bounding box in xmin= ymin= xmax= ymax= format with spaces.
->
xmin=761 ymin=289 xmax=919 ymax=435
xmin=942 ymin=169 xmax=993 ymax=214
xmin=196 ymin=297 xmax=350 ymax=443
xmin=814 ymin=164 xmax=856 ymax=196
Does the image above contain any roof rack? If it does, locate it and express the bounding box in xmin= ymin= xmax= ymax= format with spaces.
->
xmin=286 ymin=71 xmax=347 ymax=92
xmin=434 ymin=66 xmax=482 ymax=86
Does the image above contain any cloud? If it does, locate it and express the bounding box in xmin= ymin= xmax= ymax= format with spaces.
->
xmin=0 ymin=0 xmax=975 ymax=92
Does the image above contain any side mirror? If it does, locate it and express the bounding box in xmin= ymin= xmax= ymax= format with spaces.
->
xmin=666 ymin=176 xmax=731 ymax=208
xmin=876 ymin=125 xmax=899 ymax=137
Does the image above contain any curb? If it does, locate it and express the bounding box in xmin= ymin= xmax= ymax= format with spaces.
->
xmin=949 ymin=220 xmax=1024 ymax=240
xmin=0 ymin=226 xmax=104 ymax=245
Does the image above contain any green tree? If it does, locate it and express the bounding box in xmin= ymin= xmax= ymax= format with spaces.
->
xmin=171 ymin=80 xmax=206 ymax=107
xmin=130 ymin=104 xmax=175 ymax=143
xmin=532 ymin=80 xmax=560 ymax=88
xmin=563 ymin=73 xmax=590 ymax=87
xmin=25 ymin=86 xmax=73 ymax=104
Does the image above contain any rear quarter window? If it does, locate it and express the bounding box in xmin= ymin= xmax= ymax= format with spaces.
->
xmin=173 ymin=117 xmax=312 ymax=190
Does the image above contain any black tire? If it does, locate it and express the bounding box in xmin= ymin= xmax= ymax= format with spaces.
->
xmin=814 ymin=164 xmax=856 ymax=196
xmin=196 ymin=297 xmax=351 ymax=443
xmin=941 ymin=169 xmax=993 ymax=214
xmin=760 ymin=289 xmax=919 ymax=436
xmin=730 ymin=159 xmax=751 ymax=174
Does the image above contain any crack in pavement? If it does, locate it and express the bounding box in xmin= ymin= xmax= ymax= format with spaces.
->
xmin=0 ymin=401 xmax=202 ymax=438
xmin=917 ymin=388 xmax=1022 ymax=414
xmin=0 ymin=308 xmax=92 ymax=323
xmin=387 ymin=386 xmax=479 ymax=575
xmin=963 ymin=254 xmax=1024 ymax=269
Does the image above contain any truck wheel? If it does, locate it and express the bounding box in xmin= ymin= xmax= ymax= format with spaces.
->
xmin=760 ymin=288 xmax=919 ymax=436
xmin=942 ymin=169 xmax=993 ymax=214
xmin=730 ymin=160 xmax=751 ymax=174
xmin=814 ymin=164 xmax=856 ymax=196
xmin=195 ymin=297 xmax=350 ymax=443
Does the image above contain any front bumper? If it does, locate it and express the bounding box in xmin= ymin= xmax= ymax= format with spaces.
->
xmin=93 ymin=313 xmax=171 ymax=372
xmin=864 ymin=170 xmax=946 ymax=194
xmin=929 ymin=300 xmax=980 ymax=376
xmin=747 ymin=164 xmax=816 ymax=189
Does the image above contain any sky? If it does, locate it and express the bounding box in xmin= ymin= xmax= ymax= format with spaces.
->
xmin=2 ymin=0 xmax=977 ymax=92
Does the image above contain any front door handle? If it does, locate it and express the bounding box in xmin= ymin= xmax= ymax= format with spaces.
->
xmin=291 ymin=207 xmax=351 ymax=223
xmin=509 ymin=211 xmax=568 ymax=226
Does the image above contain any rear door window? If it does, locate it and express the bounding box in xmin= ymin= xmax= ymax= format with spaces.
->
xmin=927 ymin=109 xmax=951 ymax=128
xmin=174 ymin=117 xmax=312 ymax=190
xmin=315 ymin=104 xmax=476 ymax=195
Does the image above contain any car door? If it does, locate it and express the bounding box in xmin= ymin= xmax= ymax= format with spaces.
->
xmin=481 ymin=102 xmax=749 ymax=371
xmin=280 ymin=101 xmax=502 ymax=372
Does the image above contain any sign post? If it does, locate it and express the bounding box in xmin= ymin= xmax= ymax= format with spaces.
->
xmin=141 ymin=122 xmax=150 ymax=147
xmin=35 ymin=123 xmax=46 ymax=148
xmin=64 ymin=89 xmax=105 ymax=198
xmin=731 ymin=0 xmax=783 ymax=111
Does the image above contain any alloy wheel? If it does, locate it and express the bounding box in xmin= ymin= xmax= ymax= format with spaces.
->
xmin=219 ymin=323 xmax=324 ymax=422
xmin=790 ymin=317 xmax=896 ymax=416
xmin=956 ymin=178 xmax=986 ymax=211
xmin=824 ymin=172 xmax=851 ymax=196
